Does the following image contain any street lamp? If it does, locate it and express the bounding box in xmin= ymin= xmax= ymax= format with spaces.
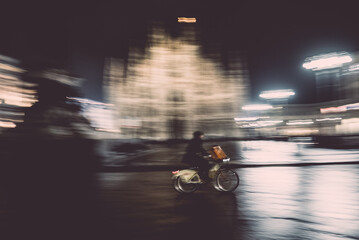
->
xmin=259 ymin=89 xmax=295 ymax=100
xmin=303 ymin=52 xmax=352 ymax=71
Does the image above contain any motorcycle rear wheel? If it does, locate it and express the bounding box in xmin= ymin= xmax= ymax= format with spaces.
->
xmin=173 ymin=176 xmax=199 ymax=193
xmin=214 ymin=169 xmax=239 ymax=192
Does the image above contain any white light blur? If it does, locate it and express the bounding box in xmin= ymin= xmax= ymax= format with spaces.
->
xmin=69 ymin=97 xmax=118 ymax=132
xmin=239 ymin=124 xmax=255 ymax=128
xmin=347 ymin=63 xmax=359 ymax=72
xmin=238 ymin=119 xmax=282 ymax=128
xmin=303 ymin=52 xmax=352 ymax=71
xmin=0 ymin=121 xmax=16 ymax=128
xmin=286 ymin=119 xmax=314 ymax=125
xmin=95 ymin=128 xmax=121 ymax=133
xmin=335 ymin=118 xmax=359 ymax=135
xmin=240 ymin=122 xmax=262 ymax=128
xmin=0 ymin=61 xmax=37 ymax=108
xmin=242 ymin=104 xmax=273 ymax=111
xmin=321 ymin=102 xmax=359 ymax=114
xmin=177 ymin=17 xmax=197 ymax=23
xmin=234 ymin=117 xmax=259 ymax=121
xmin=0 ymin=63 xmax=25 ymax=73
xmin=284 ymin=128 xmax=319 ymax=135
xmin=316 ymin=117 xmax=342 ymax=122
xmin=320 ymin=106 xmax=347 ymax=114
xmin=259 ymin=89 xmax=295 ymax=99
xmin=1 ymin=91 xmax=37 ymax=107
xmin=239 ymin=142 xmax=359 ymax=239
xmin=308 ymin=167 xmax=359 ymax=237
xmin=67 ymin=97 xmax=114 ymax=106
xmin=257 ymin=120 xmax=283 ymax=127
xmin=29 ymin=70 xmax=84 ymax=87
xmin=0 ymin=73 xmax=19 ymax=81
xmin=0 ymin=117 xmax=23 ymax=123
xmin=344 ymin=102 xmax=359 ymax=111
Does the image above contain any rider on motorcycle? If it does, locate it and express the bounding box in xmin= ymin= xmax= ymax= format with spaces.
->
xmin=182 ymin=131 xmax=211 ymax=182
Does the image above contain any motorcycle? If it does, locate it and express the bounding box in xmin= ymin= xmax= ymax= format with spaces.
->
xmin=172 ymin=145 xmax=239 ymax=193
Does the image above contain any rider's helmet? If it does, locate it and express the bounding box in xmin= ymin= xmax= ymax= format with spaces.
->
xmin=193 ymin=131 xmax=204 ymax=138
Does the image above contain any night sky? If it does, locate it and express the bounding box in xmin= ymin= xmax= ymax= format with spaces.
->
xmin=1 ymin=0 xmax=359 ymax=103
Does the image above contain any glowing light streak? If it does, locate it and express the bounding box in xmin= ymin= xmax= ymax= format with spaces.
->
xmin=348 ymin=63 xmax=359 ymax=72
xmin=303 ymin=52 xmax=352 ymax=71
xmin=320 ymin=106 xmax=347 ymax=114
xmin=0 ymin=63 xmax=25 ymax=73
xmin=285 ymin=128 xmax=319 ymax=135
xmin=316 ymin=117 xmax=342 ymax=122
xmin=0 ymin=121 xmax=16 ymax=128
xmin=67 ymin=97 xmax=114 ymax=106
xmin=29 ymin=70 xmax=84 ymax=87
xmin=242 ymin=104 xmax=273 ymax=111
xmin=177 ymin=17 xmax=197 ymax=23
xmin=345 ymin=103 xmax=359 ymax=111
xmin=95 ymin=128 xmax=121 ymax=133
xmin=0 ymin=73 xmax=18 ymax=81
xmin=234 ymin=117 xmax=259 ymax=121
xmin=259 ymin=89 xmax=295 ymax=99
xmin=0 ymin=118 xmax=23 ymax=123
xmin=257 ymin=120 xmax=283 ymax=126
xmin=286 ymin=120 xmax=314 ymax=126
xmin=239 ymin=123 xmax=258 ymax=128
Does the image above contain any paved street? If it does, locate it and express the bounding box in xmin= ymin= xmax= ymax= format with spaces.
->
xmin=2 ymin=140 xmax=359 ymax=239
xmin=95 ymin=139 xmax=359 ymax=240
xmin=2 ymin=1 xmax=359 ymax=239
xmin=96 ymin=164 xmax=359 ymax=240
xmin=101 ymin=140 xmax=359 ymax=169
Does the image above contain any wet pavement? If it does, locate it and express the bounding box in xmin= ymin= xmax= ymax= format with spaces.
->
xmin=101 ymin=140 xmax=359 ymax=170
xmin=94 ymin=140 xmax=359 ymax=239
xmin=96 ymin=164 xmax=359 ymax=240
xmin=2 ymin=140 xmax=359 ymax=239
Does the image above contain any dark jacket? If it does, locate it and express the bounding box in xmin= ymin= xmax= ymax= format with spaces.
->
xmin=182 ymin=137 xmax=208 ymax=166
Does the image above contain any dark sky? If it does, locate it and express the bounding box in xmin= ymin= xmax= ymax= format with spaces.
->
xmin=1 ymin=0 xmax=359 ymax=103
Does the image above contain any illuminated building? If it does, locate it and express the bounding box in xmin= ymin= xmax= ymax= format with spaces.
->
xmin=303 ymin=52 xmax=354 ymax=102
xmin=340 ymin=52 xmax=359 ymax=100
xmin=302 ymin=51 xmax=359 ymax=103
xmin=104 ymin=22 xmax=249 ymax=139
xmin=0 ymin=55 xmax=36 ymax=130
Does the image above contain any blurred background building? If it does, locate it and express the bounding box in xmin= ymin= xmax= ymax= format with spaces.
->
xmin=0 ymin=55 xmax=36 ymax=132
xmin=341 ymin=52 xmax=359 ymax=100
xmin=104 ymin=21 xmax=249 ymax=140
xmin=236 ymin=51 xmax=359 ymax=142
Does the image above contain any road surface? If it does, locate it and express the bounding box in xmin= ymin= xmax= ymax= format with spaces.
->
xmin=96 ymin=164 xmax=359 ymax=240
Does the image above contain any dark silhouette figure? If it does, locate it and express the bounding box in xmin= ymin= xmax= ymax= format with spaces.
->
xmin=182 ymin=131 xmax=210 ymax=181
xmin=1 ymin=67 xmax=99 ymax=240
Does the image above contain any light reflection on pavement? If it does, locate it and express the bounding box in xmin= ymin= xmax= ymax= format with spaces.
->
xmin=97 ymin=164 xmax=359 ymax=240
xmin=102 ymin=140 xmax=359 ymax=167
xmin=238 ymin=165 xmax=359 ymax=239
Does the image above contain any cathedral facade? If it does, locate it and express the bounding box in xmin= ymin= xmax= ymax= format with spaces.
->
xmin=104 ymin=22 xmax=249 ymax=140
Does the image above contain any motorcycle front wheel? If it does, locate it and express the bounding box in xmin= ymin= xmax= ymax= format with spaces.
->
xmin=214 ymin=169 xmax=239 ymax=192
xmin=173 ymin=176 xmax=199 ymax=193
